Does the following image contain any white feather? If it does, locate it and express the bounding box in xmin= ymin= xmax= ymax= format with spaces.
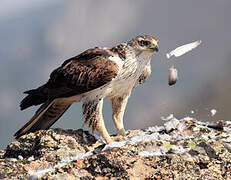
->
xmin=168 ymin=66 xmax=178 ymax=86
xmin=166 ymin=40 xmax=202 ymax=59
xmin=210 ymin=109 xmax=217 ymax=116
xmin=108 ymin=56 xmax=123 ymax=69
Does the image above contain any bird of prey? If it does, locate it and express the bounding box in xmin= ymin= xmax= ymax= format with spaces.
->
xmin=15 ymin=35 xmax=159 ymax=144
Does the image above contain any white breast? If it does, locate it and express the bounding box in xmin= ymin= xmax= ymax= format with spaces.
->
xmin=107 ymin=54 xmax=151 ymax=98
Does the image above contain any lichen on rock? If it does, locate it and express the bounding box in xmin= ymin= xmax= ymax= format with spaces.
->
xmin=1 ymin=117 xmax=231 ymax=179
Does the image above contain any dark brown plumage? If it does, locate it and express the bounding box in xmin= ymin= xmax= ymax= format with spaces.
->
xmin=111 ymin=44 xmax=127 ymax=60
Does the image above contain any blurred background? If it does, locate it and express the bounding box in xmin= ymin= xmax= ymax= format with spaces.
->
xmin=1 ymin=0 xmax=231 ymax=148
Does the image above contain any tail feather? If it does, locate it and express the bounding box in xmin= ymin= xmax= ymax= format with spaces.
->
xmin=20 ymin=85 xmax=48 ymax=110
xmin=20 ymin=94 xmax=47 ymax=110
xmin=15 ymin=100 xmax=71 ymax=139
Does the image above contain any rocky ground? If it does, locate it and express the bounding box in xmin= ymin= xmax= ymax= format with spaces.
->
xmin=1 ymin=117 xmax=231 ymax=179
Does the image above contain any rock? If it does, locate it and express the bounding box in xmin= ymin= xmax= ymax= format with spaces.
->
xmin=1 ymin=118 xmax=231 ymax=179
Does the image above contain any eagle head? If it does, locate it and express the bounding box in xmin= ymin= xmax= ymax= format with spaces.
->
xmin=129 ymin=35 xmax=159 ymax=55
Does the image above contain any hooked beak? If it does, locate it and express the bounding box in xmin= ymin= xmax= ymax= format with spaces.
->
xmin=150 ymin=44 xmax=159 ymax=52
xmin=153 ymin=44 xmax=159 ymax=52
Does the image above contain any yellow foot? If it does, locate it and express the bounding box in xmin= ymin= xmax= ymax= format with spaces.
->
xmin=101 ymin=129 xmax=126 ymax=144
xmin=113 ymin=129 xmax=126 ymax=141
xmin=114 ymin=135 xmax=124 ymax=141
xmin=104 ymin=136 xmax=113 ymax=144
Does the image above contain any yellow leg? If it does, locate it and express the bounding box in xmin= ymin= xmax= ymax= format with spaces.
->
xmin=111 ymin=94 xmax=130 ymax=136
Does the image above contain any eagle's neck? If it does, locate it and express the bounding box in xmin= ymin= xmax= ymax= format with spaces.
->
xmin=111 ymin=42 xmax=151 ymax=78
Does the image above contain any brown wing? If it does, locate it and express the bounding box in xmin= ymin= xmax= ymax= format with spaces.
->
xmin=20 ymin=48 xmax=119 ymax=110
xmin=47 ymin=49 xmax=119 ymax=98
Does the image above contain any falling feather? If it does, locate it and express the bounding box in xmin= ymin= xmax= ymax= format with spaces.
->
xmin=210 ymin=109 xmax=217 ymax=116
xmin=166 ymin=40 xmax=202 ymax=59
xmin=168 ymin=66 xmax=178 ymax=86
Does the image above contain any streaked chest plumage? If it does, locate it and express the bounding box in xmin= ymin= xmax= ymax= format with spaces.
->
xmin=106 ymin=48 xmax=152 ymax=98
